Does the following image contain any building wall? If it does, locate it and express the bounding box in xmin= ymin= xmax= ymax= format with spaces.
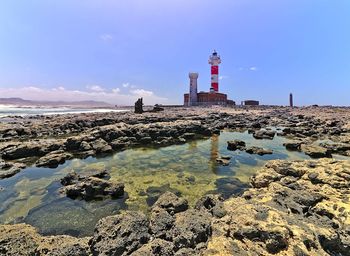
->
xmin=244 ymin=100 xmax=259 ymax=106
xmin=184 ymin=92 xmax=229 ymax=106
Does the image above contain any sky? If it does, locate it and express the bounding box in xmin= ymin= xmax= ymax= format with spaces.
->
xmin=0 ymin=0 xmax=349 ymax=106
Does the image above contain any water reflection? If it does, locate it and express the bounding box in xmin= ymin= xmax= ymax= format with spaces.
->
xmin=0 ymin=130 xmax=327 ymax=236
xmin=209 ymin=135 xmax=219 ymax=174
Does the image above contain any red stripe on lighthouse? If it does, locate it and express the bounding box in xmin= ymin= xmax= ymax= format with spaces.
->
xmin=212 ymin=83 xmax=218 ymax=92
xmin=211 ymin=66 xmax=218 ymax=74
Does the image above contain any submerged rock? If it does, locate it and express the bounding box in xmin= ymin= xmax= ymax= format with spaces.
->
xmin=283 ymin=141 xmax=302 ymax=151
xmin=214 ymin=177 xmax=249 ymax=199
xmin=60 ymin=171 xmax=124 ymax=200
xmin=227 ymin=140 xmax=246 ymax=151
xmin=216 ymin=157 xmax=230 ymax=166
xmin=245 ymin=146 xmax=273 ymax=156
xmin=145 ymin=184 xmax=182 ymax=207
xmin=253 ymin=130 xmax=276 ymax=140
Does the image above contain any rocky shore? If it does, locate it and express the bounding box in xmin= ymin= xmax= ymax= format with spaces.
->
xmin=0 ymin=106 xmax=350 ymax=255
xmin=1 ymin=158 xmax=349 ymax=255
xmin=1 ymin=106 xmax=350 ymax=177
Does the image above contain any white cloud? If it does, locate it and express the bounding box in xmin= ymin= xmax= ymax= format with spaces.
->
xmin=0 ymin=85 xmax=168 ymax=105
xmin=122 ymin=83 xmax=130 ymax=88
xmin=238 ymin=67 xmax=258 ymax=71
xmin=249 ymin=67 xmax=257 ymax=71
xmin=100 ymin=34 xmax=113 ymax=42
xmin=86 ymin=85 xmax=105 ymax=92
xmin=130 ymin=89 xmax=154 ymax=97
xmin=219 ymin=75 xmax=229 ymax=80
xmin=112 ymin=88 xmax=120 ymax=93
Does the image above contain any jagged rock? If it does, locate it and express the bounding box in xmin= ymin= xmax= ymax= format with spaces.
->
xmin=90 ymin=138 xmax=113 ymax=154
xmin=153 ymin=191 xmax=188 ymax=214
xmin=195 ymin=194 xmax=227 ymax=218
xmin=149 ymin=207 xmax=175 ymax=239
xmin=79 ymin=141 xmax=92 ymax=151
xmin=205 ymin=159 xmax=350 ymax=255
xmin=89 ymin=211 xmax=150 ymax=256
xmin=227 ymin=140 xmax=246 ymax=151
xmin=36 ymin=150 xmax=72 ymax=168
xmin=283 ymin=141 xmax=302 ymax=151
xmin=60 ymin=171 xmax=124 ymax=200
xmin=319 ymin=142 xmax=350 ymax=155
xmin=170 ymin=209 xmax=212 ymax=250
xmin=245 ymin=146 xmax=273 ymax=156
xmin=2 ymin=143 xmax=44 ymax=160
xmin=253 ymin=130 xmax=276 ymax=140
xmin=65 ymin=137 xmax=83 ymax=150
xmin=0 ymin=162 xmax=26 ymax=179
xmin=130 ymin=239 xmax=174 ymax=256
xmin=301 ymin=144 xmax=332 ymax=158
xmin=0 ymin=223 xmax=90 ymax=256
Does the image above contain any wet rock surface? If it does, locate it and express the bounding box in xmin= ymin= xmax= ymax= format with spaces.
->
xmin=60 ymin=170 xmax=124 ymax=200
xmin=245 ymin=146 xmax=273 ymax=155
xmin=0 ymin=162 xmax=26 ymax=179
xmin=226 ymin=139 xmax=246 ymax=151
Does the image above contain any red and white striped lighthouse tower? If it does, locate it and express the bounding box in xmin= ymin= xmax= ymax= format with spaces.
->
xmin=208 ymin=50 xmax=221 ymax=92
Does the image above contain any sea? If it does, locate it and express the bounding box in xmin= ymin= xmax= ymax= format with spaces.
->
xmin=0 ymin=105 xmax=129 ymax=118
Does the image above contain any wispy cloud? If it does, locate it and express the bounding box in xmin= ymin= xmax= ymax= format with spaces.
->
xmin=100 ymin=34 xmax=113 ymax=42
xmin=219 ymin=75 xmax=229 ymax=80
xmin=130 ymin=89 xmax=154 ymax=97
xmin=238 ymin=67 xmax=258 ymax=71
xmin=0 ymin=85 xmax=168 ymax=105
xmin=86 ymin=85 xmax=104 ymax=92
xmin=249 ymin=66 xmax=257 ymax=71
xmin=112 ymin=88 xmax=120 ymax=93
xmin=122 ymin=82 xmax=137 ymax=89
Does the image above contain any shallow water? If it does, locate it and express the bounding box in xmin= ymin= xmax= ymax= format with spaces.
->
xmin=0 ymin=106 xmax=128 ymax=118
xmin=0 ymin=129 xmax=325 ymax=237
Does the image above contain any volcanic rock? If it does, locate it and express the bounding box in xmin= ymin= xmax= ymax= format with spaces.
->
xmin=227 ymin=140 xmax=246 ymax=151
xmin=245 ymin=146 xmax=273 ymax=156
xmin=89 ymin=211 xmax=150 ymax=256
xmin=301 ymin=144 xmax=332 ymax=158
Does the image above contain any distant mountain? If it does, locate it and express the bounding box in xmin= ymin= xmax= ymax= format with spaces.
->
xmin=0 ymin=97 xmax=114 ymax=108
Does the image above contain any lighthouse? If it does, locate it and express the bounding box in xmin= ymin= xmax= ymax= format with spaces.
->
xmin=208 ymin=50 xmax=221 ymax=92
xmin=184 ymin=50 xmax=234 ymax=106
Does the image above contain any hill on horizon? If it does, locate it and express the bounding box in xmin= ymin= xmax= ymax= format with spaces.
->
xmin=0 ymin=97 xmax=114 ymax=108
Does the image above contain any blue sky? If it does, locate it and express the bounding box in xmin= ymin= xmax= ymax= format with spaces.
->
xmin=0 ymin=0 xmax=349 ymax=105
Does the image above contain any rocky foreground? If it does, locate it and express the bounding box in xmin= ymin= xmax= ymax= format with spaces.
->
xmin=1 ymin=106 xmax=350 ymax=255
xmin=0 ymin=158 xmax=349 ymax=255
